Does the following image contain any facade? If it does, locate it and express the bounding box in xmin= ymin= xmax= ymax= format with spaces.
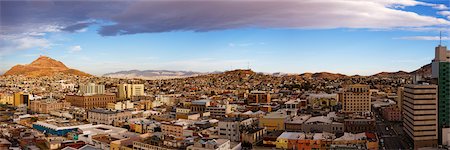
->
xmin=107 ymin=100 xmax=134 ymax=110
xmin=14 ymin=92 xmax=29 ymax=107
xmin=382 ymin=106 xmax=401 ymax=122
xmin=118 ymin=84 xmax=145 ymax=100
xmin=0 ymin=93 xmax=14 ymax=105
xmin=190 ymin=99 xmax=211 ymax=113
xmin=259 ymin=111 xmax=290 ymax=131
xmin=247 ymin=91 xmax=271 ymax=104
xmin=88 ymin=109 xmax=132 ymax=125
xmin=205 ymin=105 xmax=231 ymax=117
xmin=30 ymin=99 xmax=71 ymax=114
xmin=344 ymin=117 xmax=376 ymax=133
xmin=403 ymin=84 xmax=438 ymax=148
xmin=218 ymin=117 xmax=254 ymax=142
xmin=432 ymin=44 xmax=450 ymax=145
xmin=65 ymin=94 xmax=116 ymax=109
xmin=79 ymin=83 xmax=105 ymax=95
xmin=302 ymin=116 xmax=344 ymax=134
xmin=241 ymin=128 xmax=266 ymax=145
xmin=340 ymin=84 xmax=371 ymax=113
xmin=186 ymin=139 xmax=231 ymax=150
xmin=161 ymin=122 xmax=186 ymax=137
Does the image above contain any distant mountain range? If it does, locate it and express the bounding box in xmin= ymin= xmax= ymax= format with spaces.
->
xmin=2 ymin=56 xmax=91 ymax=77
xmin=2 ymin=55 xmax=432 ymax=80
xmin=103 ymin=70 xmax=208 ymax=80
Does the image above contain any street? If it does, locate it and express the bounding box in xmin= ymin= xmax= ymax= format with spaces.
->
xmin=374 ymin=109 xmax=411 ymax=150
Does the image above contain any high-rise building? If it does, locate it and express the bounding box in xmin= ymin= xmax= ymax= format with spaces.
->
xmin=117 ymin=84 xmax=145 ymax=100
xmin=403 ymin=84 xmax=438 ymax=148
xmin=340 ymin=84 xmax=371 ymax=113
xmin=79 ymin=83 xmax=105 ymax=95
xmin=431 ymin=44 xmax=450 ymax=145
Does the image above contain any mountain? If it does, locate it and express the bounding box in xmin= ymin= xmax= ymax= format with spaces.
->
xmin=300 ymin=72 xmax=348 ymax=80
xmin=411 ymin=63 xmax=432 ymax=77
xmin=371 ymin=63 xmax=432 ymax=78
xmin=3 ymin=56 xmax=91 ymax=77
xmin=103 ymin=70 xmax=206 ymax=80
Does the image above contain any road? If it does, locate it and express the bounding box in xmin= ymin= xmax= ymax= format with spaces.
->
xmin=374 ymin=109 xmax=411 ymax=150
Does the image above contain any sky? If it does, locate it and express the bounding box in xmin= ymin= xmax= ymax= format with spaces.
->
xmin=1 ymin=0 xmax=450 ymax=76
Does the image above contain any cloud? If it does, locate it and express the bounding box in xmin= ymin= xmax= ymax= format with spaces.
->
xmin=96 ymin=1 xmax=450 ymax=36
xmin=62 ymin=21 xmax=95 ymax=32
xmin=394 ymin=36 xmax=450 ymax=40
xmin=228 ymin=42 xmax=265 ymax=47
xmin=68 ymin=45 xmax=82 ymax=53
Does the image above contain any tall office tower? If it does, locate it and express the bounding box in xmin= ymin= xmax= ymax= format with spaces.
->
xmin=403 ymin=84 xmax=438 ymax=148
xmin=340 ymin=84 xmax=371 ymax=113
xmin=79 ymin=83 xmax=105 ymax=95
xmin=118 ymin=84 xmax=145 ymax=100
xmin=431 ymin=44 xmax=450 ymax=145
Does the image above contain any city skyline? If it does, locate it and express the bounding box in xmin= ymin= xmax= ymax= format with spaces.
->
xmin=1 ymin=0 xmax=450 ymax=76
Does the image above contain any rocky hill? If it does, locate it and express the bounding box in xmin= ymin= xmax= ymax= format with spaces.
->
xmin=103 ymin=69 xmax=206 ymax=80
xmin=3 ymin=56 xmax=91 ymax=77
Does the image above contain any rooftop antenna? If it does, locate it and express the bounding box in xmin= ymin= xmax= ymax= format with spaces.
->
xmin=247 ymin=62 xmax=250 ymax=70
xmin=440 ymin=31 xmax=442 ymax=46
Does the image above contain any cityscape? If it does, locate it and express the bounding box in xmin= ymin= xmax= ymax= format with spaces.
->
xmin=1 ymin=1 xmax=450 ymax=150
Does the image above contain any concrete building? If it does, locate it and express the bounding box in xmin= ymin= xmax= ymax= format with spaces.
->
xmin=432 ymin=44 xmax=450 ymax=145
xmin=340 ymin=84 xmax=371 ymax=113
xmin=79 ymin=83 xmax=105 ymax=95
xmin=33 ymin=120 xmax=92 ymax=136
xmin=191 ymin=99 xmax=211 ymax=113
xmin=259 ymin=111 xmax=290 ymax=131
xmin=187 ymin=139 xmax=233 ymax=150
xmin=382 ymin=106 xmax=401 ymax=122
xmin=403 ymin=84 xmax=438 ymax=149
xmin=206 ymin=104 xmax=232 ymax=117
xmin=118 ymin=84 xmax=145 ymax=100
xmin=218 ymin=117 xmax=254 ymax=142
xmin=88 ymin=109 xmax=132 ymax=126
xmin=106 ymin=100 xmax=134 ymax=110
xmin=247 ymin=91 xmax=271 ymax=104
xmin=14 ymin=92 xmax=29 ymax=107
xmin=0 ymin=93 xmax=14 ymax=105
xmin=30 ymin=98 xmax=71 ymax=114
xmin=66 ymin=94 xmax=116 ymax=109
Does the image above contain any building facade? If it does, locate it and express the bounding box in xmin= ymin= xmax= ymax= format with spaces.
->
xmin=65 ymin=94 xmax=116 ymax=109
xmin=87 ymin=109 xmax=132 ymax=125
xmin=118 ymin=84 xmax=145 ymax=100
xmin=79 ymin=83 xmax=105 ymax=95
xmin=340 ymin=84 xmax=371 ymax=113
xmin=403 ymin=84 xmax=438 ymax=148
xmin=30 ymin=99 xmax=71 ymax=114
xmin=218 ymin=118 xmax=254 ymax=142
xmin=432 ymin=44 xmax=450 ymax=145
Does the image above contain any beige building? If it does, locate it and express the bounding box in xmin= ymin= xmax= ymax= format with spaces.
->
xmin=79 ymin=83 xmax=105 ymax=95
xmin=403 ymin=84 xmax=438 ymax=149
xmin=218 ymin=117 xmax=254 ymax=142
xmin=161 ymin=122 xmax=186 ymax=137
xmin=118 ymin=84 xmax=145 ymax=100
xmin=30 ymin=99 xmax=71 ymax=114
xmin=107 ymin=100 xmax=134 ymax=110
xmin=0 ymin=93 xmax=14 ymax=105
xmin=87 ymin=109 xmax=132 ymax=126
xmin=66 ymin=94 xmax=116 ymax=109
xmin=340 ymin=84 xmax=371 ymax=113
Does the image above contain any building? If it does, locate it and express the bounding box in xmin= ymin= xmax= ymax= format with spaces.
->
xmin=79 ymin=83 xmax=105 ymax=95
xmin=218 ymin=117 xmax=254 ymax=142
xmin=88 ymin=109 xmax=132 ymax=126
xmin=259 ymin=111 xmax=290 ymax=131
xmin=241 ymin=127 xmax=266 ymax=146
xmin=344 ymin=117 xmax=376 ymax=133
xmin=30 ymin=98 xmax=71 ymax=114
xmin=107 ymin=100 xmax=134 ymax=110
xmin=432 ymin=44 xmax=450 ymax=145
xmin=118 ymin=84 xmax=145 ymax=100
xmin=247 ymin=91 xmax=271 ymax=104
xmin=0 ymin=93 xmax=14 ymax=105
xmin=161 ymin=122 xmax=187 ymax=138
xmin=276 ymin=132 xmax=305 ymax=149
xmin=396 ymin=87 xmax=404 ymax=113
xmin=206 ymin=104 xmax=232 ymax=117
xmin=14 ymin=92 xmax=29 ymax=107
xmin=403 ymin=84 xmax=438 ymax=148
xmin=340 ymin=84 xmax=371 ymax=113
xmin=33 ymin=120 xmax=92 ymax=136
xmin=302 ymin=116 xmax=344 ymax=134
xmin=186 ymin=139 xmax=232 ymax=150
xmin=382 ymin=106 xmax=401 ymax=122
xmin=191 ymin=99 xmax=211 ymax=113
xmin=65 ymin=94 xmax=116 ymax=109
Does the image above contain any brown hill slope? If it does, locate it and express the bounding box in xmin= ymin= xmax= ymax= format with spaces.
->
xmin=3 ymin=56 xmax=91 ymax=77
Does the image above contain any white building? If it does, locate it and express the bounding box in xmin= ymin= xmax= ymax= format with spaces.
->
xmin=218 ymin=118 xmax=254 ymax=142
xmin=79 ymin=83 xmax=105 ymax=95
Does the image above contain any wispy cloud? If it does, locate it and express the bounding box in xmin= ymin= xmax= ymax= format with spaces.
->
xmin=394 ymin=36 xmax=450 ymax=40
xmin=68 ymin=45 xmax=82 ymax=53
xmin=228 ymin=42 xmax=265 ymax=47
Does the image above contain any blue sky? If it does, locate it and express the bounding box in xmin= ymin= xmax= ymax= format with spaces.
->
xmin=1 ymin=0 xmax=450 ymax=76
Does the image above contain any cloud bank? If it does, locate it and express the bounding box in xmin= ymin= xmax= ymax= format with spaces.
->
xmin=1 ymin=0 xmax=449 ymax=54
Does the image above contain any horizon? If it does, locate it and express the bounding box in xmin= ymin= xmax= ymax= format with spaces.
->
xmin=1 ymin=0 xmax=450 ymax=76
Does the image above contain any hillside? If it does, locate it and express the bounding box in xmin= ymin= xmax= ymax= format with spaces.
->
xmin=3 ymin=56 xmax=91 ymax=77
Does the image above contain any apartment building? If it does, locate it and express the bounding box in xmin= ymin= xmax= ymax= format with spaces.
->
xmin=88 ymin=109 xmax=132 ymax=126
xmin=66 ymin=94 xmax=116 ymax=109
xmin=218 ymin=117 xmax=254 ymax=142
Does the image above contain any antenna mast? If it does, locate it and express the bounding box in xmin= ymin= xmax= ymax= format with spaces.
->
xmin=440 ymin=31 xmax=442 ymax=46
